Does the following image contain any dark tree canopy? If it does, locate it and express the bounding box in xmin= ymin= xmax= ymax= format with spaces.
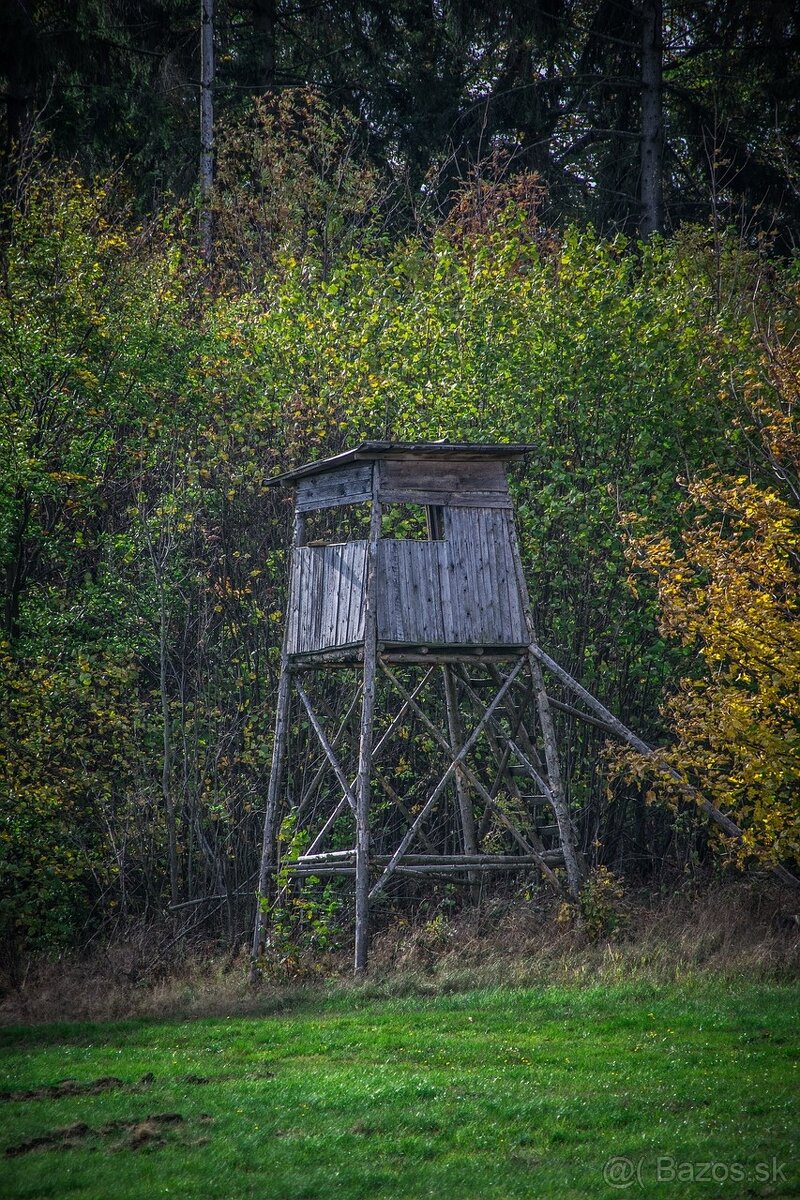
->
xmin=1 ymin=0 xmax=798 ymax=239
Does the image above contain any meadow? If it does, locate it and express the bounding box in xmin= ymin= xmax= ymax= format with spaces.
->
xmin=1 ymin=981 xmax=798 ymax=1199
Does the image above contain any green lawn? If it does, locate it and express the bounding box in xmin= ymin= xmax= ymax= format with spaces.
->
xmin=1 ymin=981 xmax=798 ymax=1199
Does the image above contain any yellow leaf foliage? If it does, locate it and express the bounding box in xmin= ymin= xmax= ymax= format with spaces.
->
xmin=619 ymin=335 xmax=800 ymax=868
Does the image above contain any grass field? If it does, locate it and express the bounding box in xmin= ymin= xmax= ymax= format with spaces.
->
xmin=1 ymin=981 xmax=798 ymax=1199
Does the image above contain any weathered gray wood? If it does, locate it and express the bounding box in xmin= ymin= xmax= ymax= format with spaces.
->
xmin=354 ymin=483 xmax=382 ymax=973
xmin=378 ymin=457 xmax=509 ymax=503
xmin=502 ymin=520 xmax=583 ymax=899
xmin=293 ymin=853 xmax=563 ymax=868
xmin=250 ymin=511 xmax=305 ymax=983
xmin=296 ymin=686 xmax=362 ymax=822
xmin=377 ymin=541 xmax=445 ymax=644
xmin=369 ymin=659 xmax=526 ymax=901
xmin=295 ymin=683 xmax=358 ymax=815
xmin=287 ymin=542 xmax=368 ymax=654
xmin=303 ymin=667 xmax=435 ymax=857
xmin=285 ymin=859 xmax=564 ymax=877
xmin=269 ymin=442 xmax=532 ymax=487
xmin=295 ymin=463 xmax=373 ymax=511
xmin=249 ymin=665 xmax=291 ymax=981
xmin=436 ymin=509 xmax=527 ymax=646
xmin=381 ymin=663 xmax=561 ymax=889
xmin=529 ymin=644 xmax=800 ymax=891
xmin=442 ymin=666 xmax=478 ymax=861
xmin=378 ymin=489 xmax=513 ymax=509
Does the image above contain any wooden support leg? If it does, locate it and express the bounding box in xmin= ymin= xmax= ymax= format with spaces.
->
xmin=353 ymin=486 xmax=382 ymax=975
xmin=354 ymin=648 xmax=376 ymax=974
xmin=527 ymin=651 xmax=583 ymax=900
xmin=250 ymin=665 xmax=292 ymax=983
xmin=530 ymin=644 xmax=800 ymax=892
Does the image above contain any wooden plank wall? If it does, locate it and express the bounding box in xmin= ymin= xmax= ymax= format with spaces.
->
xmin=377 ymin=541 xmax=445 ymax=643
xmin=440 ymin=508 xmax=527 ymax=644
xmin=376 ymin=508 xmax=527 ymax=646
xmin=286 ymin=542 xmax=368 ymax=653
xmin=378 ymin=458 xmax=512 ymax=508
xmin=295 ymin=464 xmax=373 ymax=512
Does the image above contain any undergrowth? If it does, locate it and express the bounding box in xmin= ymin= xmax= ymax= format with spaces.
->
xmin=1 ymin=879 xmax=797 ymax=1026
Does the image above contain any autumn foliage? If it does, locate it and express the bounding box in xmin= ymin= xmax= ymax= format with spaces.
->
xmin=620 ymin=322 xmax=800 ymax=869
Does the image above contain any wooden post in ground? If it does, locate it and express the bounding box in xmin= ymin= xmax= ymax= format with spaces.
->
xmin=354 ymin=478 xmax=381 ymax=974
xmin=505 ymin=512 xmax=583 ymax=899
xmin=530 ymin=644 xmax=800 ymax=892
xmin=249 ymin=665 xmax=291 ymax=981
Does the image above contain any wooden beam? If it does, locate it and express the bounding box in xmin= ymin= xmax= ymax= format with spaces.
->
xmin=530 ymin=644 xmax=800 ymax=891
xmin=295 ymin=683 xmax=358 ymax=814
xmin=296 ymin=684 xmax=363 ymax=819
xmin=369 ymin=660 xmax=527 ymax=901
xmin=380 ymin=661 xmax=561 ymax=888
xmin=354 ymin=481 xmax=382 ymax=973
xmin=302 ymin=667 xmax=436 ymax=858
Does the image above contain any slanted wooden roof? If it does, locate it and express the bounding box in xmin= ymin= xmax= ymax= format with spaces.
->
xmin=267 ymin=442 xmax=534 ymax=486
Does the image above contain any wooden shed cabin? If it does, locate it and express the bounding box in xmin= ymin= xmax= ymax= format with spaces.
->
xmin=252 ymin=443 xmax=584 ymax=976
xmin=284 ymin=442 xmax=530 ymax=656
xmin=248 ymin=441 xmax=796 ymax=976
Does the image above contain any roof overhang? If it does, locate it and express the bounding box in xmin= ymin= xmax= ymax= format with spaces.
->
xmin=266 ymin=442 xmax=535 ymax=486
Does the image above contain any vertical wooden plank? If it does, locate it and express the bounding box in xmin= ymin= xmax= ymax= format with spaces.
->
xmin=492 ymin=510 xmax=512 ymax=641
xmin=437 ymin=538 xmax=454 ymax=645
xmin=337 ymin=542 xmax=353 ymax=645
xmin=400 ymin=544 xmax=418 ymax=641
xmin=501 ymin=510 xmax=527 ymax=643
xmin=297 ymin=550 xmax=309 ymax=652
xmin=357 ymin=542 xmax=369 ymax=648
xmin=424 ymin=543 xmax=445 ymax=643
xmin=441 ymin=665 xmax=478 ymax=893
xmin=482 ymin=510 xmax=502 ymax=642
xmin=486 ymin=509 xmax=512 ymax=643
xmin=474 ymin=509 xmax=494 ymax=642
xmin=450 ymin=509 xmax=477 ymax=642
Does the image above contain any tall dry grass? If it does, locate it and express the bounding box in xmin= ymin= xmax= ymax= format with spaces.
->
xmin=1 ymin=879 xmax=797 ymax=1026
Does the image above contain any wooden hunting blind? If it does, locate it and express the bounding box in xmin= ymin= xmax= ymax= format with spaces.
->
xmin=249 ymin=441 xmax=800 ymax=974
xmin=252 ymin=442 xmax=585 ymax=974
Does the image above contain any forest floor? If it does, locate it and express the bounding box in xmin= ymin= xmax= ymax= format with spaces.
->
xmin=1 ymin=980 xmax=798 ymax=1199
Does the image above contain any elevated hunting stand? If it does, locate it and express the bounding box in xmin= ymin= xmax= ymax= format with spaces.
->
xmin=250 ymin=442 xmax=798 ymax=977
xmin=251 ymin=442 xmax=589 ymax=975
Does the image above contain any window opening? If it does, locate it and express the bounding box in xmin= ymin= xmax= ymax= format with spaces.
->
xmin=302 ymin=502 xmax=371 ymax=546
xmin=381 ymin=503 xmax=443 ymax=541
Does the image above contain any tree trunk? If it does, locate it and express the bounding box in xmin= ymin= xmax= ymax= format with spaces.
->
xmin=640 ymin=0 xmax=663 ymax=238
xmin=159 ymin=589 xmax=179 ymax=908
xmin=200 ymin=0 xmax=215 ymax=260
xmin=253 ymin=0 xmax=277 ymax=91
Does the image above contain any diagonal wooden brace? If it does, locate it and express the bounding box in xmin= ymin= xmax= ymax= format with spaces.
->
xmin=379 ymin=661 xmax=553 ymax=864
xmin=369 ymin=660 xmax=527 ymax=901
xmin=302 ymin=667 xmax=437 ymax=857
xmin=296 ymin=683 xmax=359 ymax=814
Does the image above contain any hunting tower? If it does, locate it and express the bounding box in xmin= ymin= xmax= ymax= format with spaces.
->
xmin=252 ymin=443 xmax=584 ymax=974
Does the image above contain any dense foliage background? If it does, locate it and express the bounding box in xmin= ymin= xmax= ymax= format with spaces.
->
xmin=1 ymin=4 xmax=798 ymax=970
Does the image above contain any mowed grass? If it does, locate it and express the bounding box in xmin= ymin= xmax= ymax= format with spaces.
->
xmin=1 ymin=981 xmax=798 ymax=1199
